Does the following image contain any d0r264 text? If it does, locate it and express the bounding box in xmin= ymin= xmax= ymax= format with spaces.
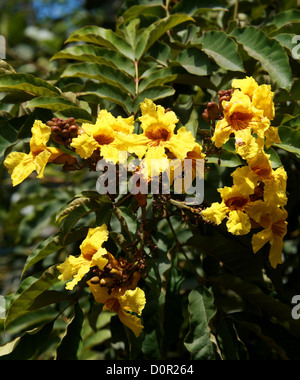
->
xmin=150 ymin=365 xmax=194 ymax=375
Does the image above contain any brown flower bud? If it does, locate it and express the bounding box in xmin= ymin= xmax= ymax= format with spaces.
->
xmin=207 ymin=102 xmax=220 ymax=120
xmin=110 ymin=269 xmax=122 ymax=280
xmin=46 ymin=121 xmax=56 ymax=127
xmin=90 ymin=276 xmax=100 ymax=284
xmin=66 ymin=117 xmax=76 ymax=125
xmin=62 ymin=129 xmax=70 ymax=138
xmin=202 ymin=110 xmax=210 ymax=123
xmin=100 ymin=278 xmax=114 ymax=287
xmin=52 ymin=136 xmax=64 ymax=145
xmin=51 ymin=126 xmax=62 ymax=135
xmin=69 ymin=125 xmax=79 ymax=138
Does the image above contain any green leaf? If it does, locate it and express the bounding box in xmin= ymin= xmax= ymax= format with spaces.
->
xmin=121 ymin=4 xmax=165 ymax=23
xmin=146 ymin=41 xmax=171 ymax=66
xmin=0 ymin=59 xmax=16 ymax=75
xmin=139 ymin=67 xmax=177 ymax=92
xmin=172 ymin=0 xmax=228 ymax=15
xmin=273 ymin=33 xmax=300 ymax=59
xmin=56 ymin=303 xmax=84 ymax=360
xmin=172 ymin=47 xmax=212 ymax=76
xmin=0 ymin=322 xmax=54 ymax=360
xmin=184 ymin=286 xmax=219 ymax=360
xmin=52 ymin=45 xmax=136 ymax=77
xmin=274 ymin=126 xmax=300 ymax=156
xmin=0 ymin=73 xmax=60 ymax=97
xmin=197 ymin=31 xmax=245 ymax=72
xmin=5 ymin=266 xmax=60 ymax=328
xmin=212 ymin=274 xmax=300 ymax=339
xmin=274 ymin=79 xmax=300 ymax=102
xmin=81 ymin=82 xmax=133 ymax=115
xmin=62 ymin=63 xmax=135 ymax=96
xmin=26 ymin=96 xmax=77 ymax=112
xmin=66 ymin=26 xmax=135 ymax=61
xmin=206 ymin=148 xmax=243 ymax=168
xmin=57 ymin=195 xmax=112 ymax=245
xmin=270 ymin=9 xmax=300 ymax=29
xmin=230 ymin=27 xmax=292 ymax=90
xmin=0 ymin=120 xmax=18 ymax=161
xmin=22 ymin=234 xmax=63 ymax=276
xmin=186 ymin=229 xmax=264 ymax=284
xmin=55 ymin=107 xmax=94 ymax=123
xmin=135 ymin=14 xmax=194 ymax=60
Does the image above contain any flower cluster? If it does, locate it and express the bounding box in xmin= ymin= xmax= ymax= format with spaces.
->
xmin=201 ymin=77 xmax=288 ymax=268
xmin=4 ymin=99 xmax=204 ymax=190
xmin=57 ymin=224 xmax=146 ymax=337
xmin=4 ymin=120 xmax=79 ymax=187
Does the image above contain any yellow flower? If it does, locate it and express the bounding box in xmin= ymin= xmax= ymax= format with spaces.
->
xmin=114 ymin=99 xmax=197 ymax=162
xmin=212 ymin=91 xmax=270 ymax=149
xmin=201 ymin=186 xmax=252 ymax=236
xmin=140 ymin=145 xmax=170 ymax=180
xmin=247 ymin=202 xmax=288 ymax=268
xmin=264 ymin=126 xmax=281 ymax=150
xmin=231 ymin=152 xmax=287 ymax=207
xmin=252 ymin=84 xmax=275 ymax=121
xmin=234 ymin=134 xmax=263 ymax=160
xmin=70 ymin=110 xmax=134 ymax=162
xmin=233 ymin=77 xmax=275 ymax=121
xmin=4 ymin=120 xmax=76 ymax=186
xmin=232 ymin=76 xmax=259 ymax=98
xmin=57 ymin=225 xmax=110 ymax=290
xmin=88 ymin=283 xmax=146 ymax=337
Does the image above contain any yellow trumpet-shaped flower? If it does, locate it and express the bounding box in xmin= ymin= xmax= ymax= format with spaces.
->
xmin=212 ymin=90 xmax=270 ymax=151
xmin=57 ymin=225 xmax=110 ymax=290
xmin=231 ymin=152 xmax=287 ymax=207
xmin=201 ymin=186 xmax=252 ymax=236
xmin=232 ymin=76 xmax=275 ymax=121
xmin=247 ymin=202 xmax=288 ymax=268
xmin=4 ymin=120 xmax=76 ymax=186
xmin=114 ymin=99 xmax=197 ymax=162
xmin=88 ymin=282 xmax=146 ymax=337
xmin=70 ymin=110 xmax=134 ymax=163
xmin=231 ymin=76 xmax=280 ymax=149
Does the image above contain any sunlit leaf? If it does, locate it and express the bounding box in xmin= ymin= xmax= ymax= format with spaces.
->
xmin=230 ymin=27 xmax=292 ymax=90
xmin=135 ymin=14 xmax=194 ymax=60
xmin=0 ymin=74 xmax=60 ymax=97
xmin=66 ymin=26 xmax=135 ymax=61
xmin=197 ymin=31 xmax=245 ymax=72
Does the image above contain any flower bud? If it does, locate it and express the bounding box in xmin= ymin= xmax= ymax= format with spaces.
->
xmin=207 ymin=102 xmax=220 ymax=120
xmin=90 ymin=276 xmax=100 ymax=284
xmin=51 ymin=126 xmax=62 ymax=135
xmin=202 ymin=110 xmax=210 ymax=123
xmin=100 ymin=277 xmax=114 ymax=287
xmin=69 ymin=125 xmax=79 ymax=138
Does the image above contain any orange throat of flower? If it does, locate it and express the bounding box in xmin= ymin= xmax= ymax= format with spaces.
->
xmin=145 ymin=125 xmax=172 ymax=146
xmin=229 ymin=112 xmax=254 ymax=131
xmin=105 ymin=297 xmax=121 ymax=313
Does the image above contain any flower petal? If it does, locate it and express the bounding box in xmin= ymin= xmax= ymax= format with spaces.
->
xmin=30 ymin=120 xmax=51 ymax=154
xmin=227 ymin=210 xmax=251 ymax=235
xmin=70 ymin=134 xmax=99 ymax=159
xmin=118 ymin=309 xmax=144 ymax=337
